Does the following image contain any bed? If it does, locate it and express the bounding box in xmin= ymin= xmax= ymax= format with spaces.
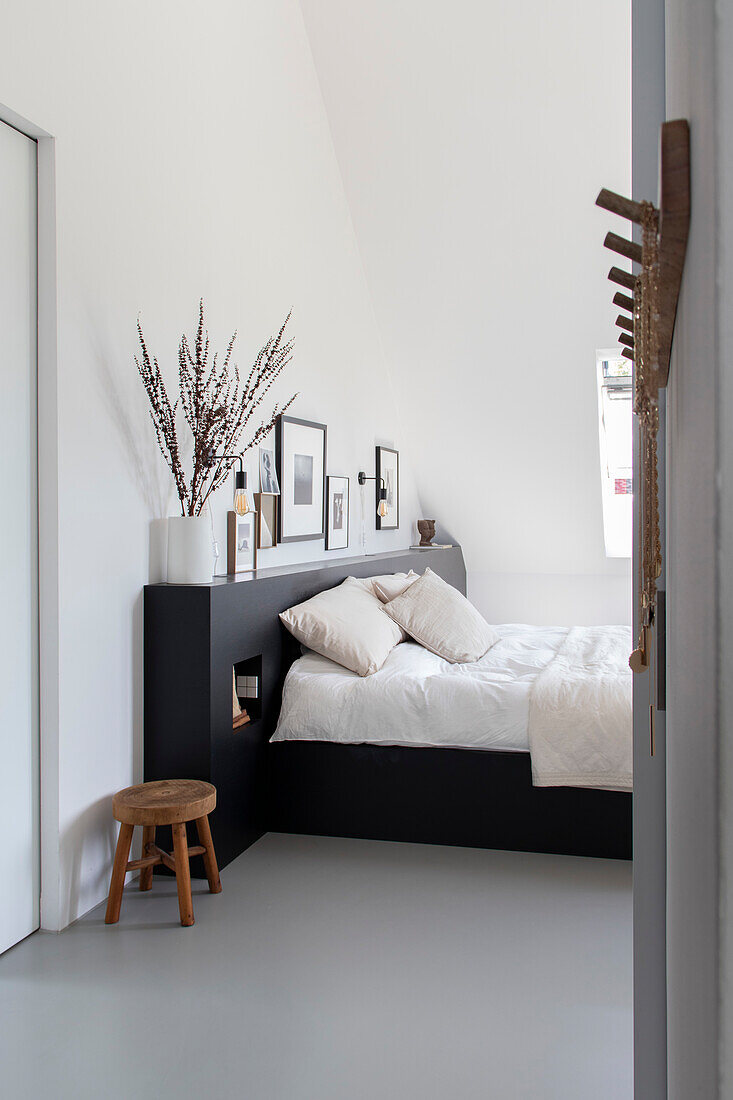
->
xmin=268 ymin=614 xmax=632 ymax=860
xmin=144 ymin=545 xmax=632 ymax=869
xmin=272 ymin=626 xmax=632 ymax=789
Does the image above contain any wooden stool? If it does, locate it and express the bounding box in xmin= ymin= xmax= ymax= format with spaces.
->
xmin=105 ymin=779 xmax=221 ymax=927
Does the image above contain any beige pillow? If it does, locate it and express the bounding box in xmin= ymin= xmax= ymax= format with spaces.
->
xmin=383 ymin=568 xmax=499 ymax=663
xmin=371 ymin=571 xmax=419 ymax=604
xmin=280 ymin=577 xmax=403 ymax=676
xmin=353 ymin=571 xmax=418 ymax=604
xmin=352 ymin=573 xmax=418 ymax=641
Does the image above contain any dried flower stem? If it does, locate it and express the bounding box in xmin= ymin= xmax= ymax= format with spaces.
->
xmin=136 ymin=301 xmax=296 ymax=515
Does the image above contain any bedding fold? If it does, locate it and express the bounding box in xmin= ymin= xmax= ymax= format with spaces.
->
xmin=527 ymin=626 xmax=632 ymax=791
xmin=271 ymin=627 xmax=569 ymax=753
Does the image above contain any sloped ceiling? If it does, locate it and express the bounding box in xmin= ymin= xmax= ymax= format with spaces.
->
xmin=300 ymin=0 xmax=632 ymax=616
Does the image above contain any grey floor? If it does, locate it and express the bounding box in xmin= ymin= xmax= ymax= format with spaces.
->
xmin=0 ymin=833 xmax=632 ymax=1100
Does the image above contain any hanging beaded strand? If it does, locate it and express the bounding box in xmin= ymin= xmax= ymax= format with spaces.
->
xmin=629 ymin=201 xmax=661 ymax=688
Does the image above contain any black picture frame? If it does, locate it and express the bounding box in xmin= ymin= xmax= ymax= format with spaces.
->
xmin=375 ymin=445 xmax=399 ymax=531
xmin=325 ymin=475 xmax=350 ymax=551
xmin=275 ymin=415 xmax=327 ymax=543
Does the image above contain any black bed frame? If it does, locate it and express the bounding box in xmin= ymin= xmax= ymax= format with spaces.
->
xmin=144 ymin=546 xmax=631 ymax=869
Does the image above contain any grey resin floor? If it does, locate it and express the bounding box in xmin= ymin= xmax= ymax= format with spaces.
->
xmin=0 ymin=833 xmax=632 ymax=1100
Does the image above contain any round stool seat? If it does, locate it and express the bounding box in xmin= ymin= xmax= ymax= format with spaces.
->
xmin=112 ymin=779 xmax=216 ymax=826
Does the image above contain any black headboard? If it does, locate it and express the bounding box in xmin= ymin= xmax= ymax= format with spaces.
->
xmin=144 ymin=546 xmax=466 ymax=867
xmin=257 ymin=547 xmax=466 ymax=685
xmin=219 ymin=546 xmax=465 ymax=728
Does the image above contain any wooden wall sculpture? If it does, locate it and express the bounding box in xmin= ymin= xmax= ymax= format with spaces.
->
xmin=596 ymin=119 xmax=690 ymax=753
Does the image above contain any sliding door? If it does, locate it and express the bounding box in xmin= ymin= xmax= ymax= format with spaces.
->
xmin=0 ymin=119 xmax=39 ymax=954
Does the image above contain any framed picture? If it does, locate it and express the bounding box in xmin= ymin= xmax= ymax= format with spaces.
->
xmin=376 ymin=446 xmax=399 ymax=530
xmin=326 ymin=476 xmax=349 ymax=551
xmin=259 ymin=447 xmax=280 ymax=495
xmin=227 ymin=510 xmax=257 ymax=573
xmin=254 ymin=492 xmax=278 ymax=549
xmin=276 ymin=415 xmax=327 ymax=543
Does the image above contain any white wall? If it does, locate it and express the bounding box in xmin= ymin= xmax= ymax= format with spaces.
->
xmin=300 ymin=0 xmax=632 ymax=626
xmin=0 ymin=0 xmax=635 ymax=930
xmin=0 ymin=0 xmax=418 ymax=929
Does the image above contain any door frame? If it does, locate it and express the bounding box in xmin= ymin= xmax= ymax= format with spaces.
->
xmin=631 ymin=2 xmax=667 ymax=1095
xmin=0 ymin=102 xmax=60 ymax=933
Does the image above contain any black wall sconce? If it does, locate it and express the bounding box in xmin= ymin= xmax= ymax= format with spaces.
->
xmin=358 ymin=470 xmax=388 ymax=518
xmin=206 ymin=451 xmax=252 ymax=515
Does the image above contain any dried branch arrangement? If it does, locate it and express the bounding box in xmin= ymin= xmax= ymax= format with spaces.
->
xmin=136 ymin=301 xmax=296 ymax=516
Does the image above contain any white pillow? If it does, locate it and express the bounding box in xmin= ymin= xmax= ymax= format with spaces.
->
xmin=352 ymin=573 xmax=418 ymax=641
xmin=371 ymin=571 xmax=419 ymax=604
xmin=382 ymin=568 xmax=499 ymax=663
xmin=280 ymin=577 xmax=403 ymax=676
xmin=353 ymin=571 xmax=419 ymax=604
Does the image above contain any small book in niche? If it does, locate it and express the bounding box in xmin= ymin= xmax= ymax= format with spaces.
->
xmin=409 ymin=543 xmax=454 ymax=550
xmin=232 ymin=670 xmax=250 ymax=729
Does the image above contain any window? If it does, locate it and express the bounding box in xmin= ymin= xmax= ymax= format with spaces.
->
xmin=597 ymin=350 xmax=632 ymax=558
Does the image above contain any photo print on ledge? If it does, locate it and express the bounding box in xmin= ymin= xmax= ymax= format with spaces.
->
xmin=326 ymin=476 xmax=350 ymax=551
xmin=259 ymin=447 xmax=280 ymax=495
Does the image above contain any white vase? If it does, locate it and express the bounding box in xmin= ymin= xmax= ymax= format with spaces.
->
xmin=166 ymin=516 xmax=213 ymax=584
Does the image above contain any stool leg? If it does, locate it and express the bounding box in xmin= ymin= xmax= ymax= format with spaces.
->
xmin=139 ymin=825 xmax=155 ymax=891
xmin=195 ymin=814 xmax=222 ymax=894
xmin=105 ymin=822 xmax=134 ymax=925
xmin=171 ymin=822 xmax=194 ymax=927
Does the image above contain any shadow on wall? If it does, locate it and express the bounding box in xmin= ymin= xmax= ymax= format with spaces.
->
xmin=432 ymin=520 xmax=458 ymax=546
xmin=469 ymin=571 xmax=632 ymax=627
xmin=149 ymin=519 xmax=168 ymax=584
xmin=62 ymin=796 xmax=118 ymax=924
xmin=62 ymin=593 xmax=146 ymax=924
xmin=411 ymin=489 xmax=456 ymax=549
xmin=96 ymin=331 xmax=182 ymax=574
xmin=95 ymin=344 xmax=171 ymax=521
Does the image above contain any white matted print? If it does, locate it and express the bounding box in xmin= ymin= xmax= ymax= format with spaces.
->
xmin=276 ymin=415 xmax=327 ymax=542
xmin=376 ymin=446 xmax=399 ymax=530
xmin=259 ymin=447 xmax=280 ymax=495
xmin=227 ymin=510 xmax=257 ymax=573
xmin=326 ymin=476 xmax=349 ymax=551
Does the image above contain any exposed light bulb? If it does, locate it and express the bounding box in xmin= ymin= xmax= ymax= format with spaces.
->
xmin=378 ymin=496 xmax=388 ymax=518
xmin=234 ymin=466 xmax=251 ymax=515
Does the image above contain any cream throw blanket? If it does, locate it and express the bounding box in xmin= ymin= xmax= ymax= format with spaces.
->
xmin=528 ymin=626 xmax=633 ymax=791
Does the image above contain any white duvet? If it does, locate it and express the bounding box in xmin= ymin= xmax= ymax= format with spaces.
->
xmin=272 ymin=624 xmax=632 ymax=781
xmin=527 ymin=625 xmax=632 ymax=791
